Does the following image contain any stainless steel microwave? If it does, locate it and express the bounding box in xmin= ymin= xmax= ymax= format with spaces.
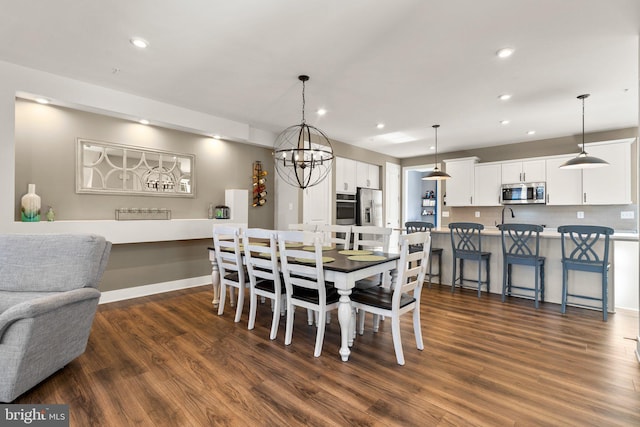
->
xmin=501 ymin=182 xmax=546 ymax=205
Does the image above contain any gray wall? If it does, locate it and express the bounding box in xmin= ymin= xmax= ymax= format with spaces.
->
xmin=15 ymin=99 xmax=275 ymax=291
xmin=15 ymin=99 xmax=275 ymax=227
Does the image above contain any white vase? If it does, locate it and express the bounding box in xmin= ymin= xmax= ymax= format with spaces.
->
xmin=21 ymin=184 xmax=41 ymax=222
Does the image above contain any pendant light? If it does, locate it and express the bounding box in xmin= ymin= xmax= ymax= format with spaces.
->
xmin=422 ymin=124 xmax=451 ymax=180
xmin=273 ymin=75 xmax=334 ymax=189
xmin=559 ymin=94 xmax=609 ymax=169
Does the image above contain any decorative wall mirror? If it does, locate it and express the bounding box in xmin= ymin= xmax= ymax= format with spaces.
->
xmin=76 ymin=138 xmax=195 ymax=197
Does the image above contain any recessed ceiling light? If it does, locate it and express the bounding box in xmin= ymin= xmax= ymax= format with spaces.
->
xmin=130 ymin=37 xmax=149 ymax=49
xmin=430 ymin=146 xmax=435 ymax=150
xmin=498 ymin=94 xmax=512 ymax=101
xmin=212 ymin=135 xmax=221 ymax=140
xmin=35 ymin=97 xmax=49 ymax=104
xmin=316 ymin=108 xmax=327 ymax=116
xmin=496 ymin=47 xmax=514 ymax=58
xmin=527 ymin=130 xmax=536 ymax=135
xmin=376 ymin=123 xmax=385 ymax=129
xmin=500 ymin=120 xmax=510 ymax=125
xmin=139 ymin=119 xmax=149 ymax=125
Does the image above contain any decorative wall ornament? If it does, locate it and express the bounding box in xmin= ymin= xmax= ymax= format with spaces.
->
xmin=252 ymin=161 xmax=267 ymax=207
xmin=76 ymin=138 xmax=195 ymax=197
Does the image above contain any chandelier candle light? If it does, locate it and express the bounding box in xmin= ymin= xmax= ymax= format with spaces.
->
xmin=422 ymin=124 xmax=451 ymax=180
xmin=273 ymin=75 xmax=334 ymax=189
xmin=559 ymin=94 xmax=609 ymax=169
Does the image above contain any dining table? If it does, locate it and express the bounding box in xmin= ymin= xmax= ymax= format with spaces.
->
xmin=207 ymin=245 xmax=400 ymax=362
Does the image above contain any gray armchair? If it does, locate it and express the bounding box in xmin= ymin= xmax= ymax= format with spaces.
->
xmin=0 ymin=233 xmax=111 ymax=402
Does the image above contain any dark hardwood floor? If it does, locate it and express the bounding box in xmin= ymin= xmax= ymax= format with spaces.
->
xmin=14 ymin=284 xmax=640 ymax=426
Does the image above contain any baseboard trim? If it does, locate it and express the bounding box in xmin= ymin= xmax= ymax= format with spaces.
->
xmin=99 ymin=275 xmax=211 ymax=304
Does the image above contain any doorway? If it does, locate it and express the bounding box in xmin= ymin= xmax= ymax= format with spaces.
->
xmin=402 ymin=164 xmax=443 ymax=229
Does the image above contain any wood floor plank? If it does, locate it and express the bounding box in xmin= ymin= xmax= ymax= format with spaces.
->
xmin=12 ymin=284 xmax=640 ymax=426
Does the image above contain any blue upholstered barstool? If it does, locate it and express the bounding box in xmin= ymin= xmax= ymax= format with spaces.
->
xmin=558 ymin=225 xmax=614 ymax=321
xmin=449 ymin=222 xmax=491 ymax=298
xmin=405 ymin=221 xmax=443 ymax=287
xmin=498 ymin=223 xmax=545 ymax=308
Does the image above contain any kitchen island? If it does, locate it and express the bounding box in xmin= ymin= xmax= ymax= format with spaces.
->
xmin=429 ymin=227 xmax=638 ymax=313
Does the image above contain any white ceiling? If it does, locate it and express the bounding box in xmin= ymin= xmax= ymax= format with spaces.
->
xmin=0 ymin=0 xmax=638 ymax=158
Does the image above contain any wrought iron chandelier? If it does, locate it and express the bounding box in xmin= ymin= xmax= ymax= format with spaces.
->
xmin=422 ymin=124 xmax=451 ymax=180
xmin=273 ymin=75 xmax=334 ymax=189
xmin=559 ymin=94 xmax=609 ymax=169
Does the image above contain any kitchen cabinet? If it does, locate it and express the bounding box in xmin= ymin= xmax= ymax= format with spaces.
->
xmin=545 ymin=139 xmax=633 ymax=206
xmin=501 ymin=159 xmax=545 ymax=184
xmin=444 ymin=157 xmax=478 ymax=207
xmin=303 ymin=171 xmax=332 ymax=225
xmin=356 ymin=161 xmax=380 ymax=189
xmin=545 ymin=155 xmax=583 ymax=205
xmin=582 ymin=141 xmax=632 ymax=205
xmin=336 ymin=157 xmax=357 ymax=193
xmin=474 ymin=163 xmax=502 ymax=206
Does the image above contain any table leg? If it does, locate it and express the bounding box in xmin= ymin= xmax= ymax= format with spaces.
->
xmin=390 ymin=267 xmax=398 ymax=287
xmin=337 ymin=289 xmax=353 ymax=362
xmin=209 ymin=250 xmax=220 ymax=307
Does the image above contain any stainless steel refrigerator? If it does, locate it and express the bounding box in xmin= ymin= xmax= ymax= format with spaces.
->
xmin=356 ymin=187 xmax=383 ymax=227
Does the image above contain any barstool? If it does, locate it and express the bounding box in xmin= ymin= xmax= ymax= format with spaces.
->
xmin=449 ymin=222 xmax=491 ymax=298
xmin=558 ymin=225 xmax=614 ymax=321
xmin=405 ymin=221 xmax=442 ymax=286
xmin=498 ymin=223 xmax=545 ymax=308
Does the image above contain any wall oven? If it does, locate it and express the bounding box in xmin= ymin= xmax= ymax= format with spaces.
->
xmin=336 ymin=193 xmax=357 ymax=225
xmin=501 ymin=182 xmax=546 ymax=205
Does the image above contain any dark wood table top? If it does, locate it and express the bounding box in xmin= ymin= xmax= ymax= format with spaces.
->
xmin=306 ymin=248 xmax=400 ymax=273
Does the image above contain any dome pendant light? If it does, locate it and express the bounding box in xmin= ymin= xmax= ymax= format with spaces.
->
xmin=273 ymin=75 xmax=334 ymax=189
xmin=423 ymin=124 xmax=451 ymax=180
xmin=559 ymin=94 xmax=609 ymax=169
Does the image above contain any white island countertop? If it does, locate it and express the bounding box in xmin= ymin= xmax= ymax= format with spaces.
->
xmin=430 ymin=226 xmax=638 ymax=241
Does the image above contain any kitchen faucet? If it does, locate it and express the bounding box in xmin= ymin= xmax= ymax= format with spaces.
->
xmin=497 ymin=206 xmax=515 ymax=227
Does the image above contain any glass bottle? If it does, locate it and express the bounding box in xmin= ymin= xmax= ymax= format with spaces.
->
xmin=46 ymin=207 xmax=55 ymax=222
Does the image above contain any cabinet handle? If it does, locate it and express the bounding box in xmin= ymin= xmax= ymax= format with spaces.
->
xmin=522 ymin=172 xmax=526 ymax=182
xmin=584 ymin=193 xmax=587 ymax=203
xmin=470 ymin=196 xmax=473 ymax=205
xmin=519 ymin=172 xmax=523 ymax=182
xmin=344 ymin=183 xmax=347 ymax=191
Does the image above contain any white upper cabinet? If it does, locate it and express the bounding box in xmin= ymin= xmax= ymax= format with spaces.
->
xmin=582 ymin=140 xmax=632 ymax=205
xmin=336 ymin=157 xmax=357 ymax=193
xmin=545 ymin=139 xmax=633 ymax=206
xmin=545 ymin=155 xmax=583 ymax=205
xmin=501 ymin=159 xmax=546 ymax=184
xmin=356 ymin=161 xmax=380 ymax=189
xmin=474 ymin=163 xmax=502 ymax=206
xmin=444 ymin=157 xmax=478 ymax=207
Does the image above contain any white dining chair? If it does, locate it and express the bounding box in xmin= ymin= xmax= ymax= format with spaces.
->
xmin=351 ymin=231 xmax=431 ymax=365
xmin=352 ymin=225 xmax=393 ymax=290
xmin=277 ymin=230 xmax=339 ymax=357
xmin=317 ymin=224 xmax=352 ymax=250
xmin=212 ymin=225 xmax=248 ymax=322
xmin=242 ymin=228 xmax=285 ymax=340
xmin=352 ymin=225 xmax=392 ymax=253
